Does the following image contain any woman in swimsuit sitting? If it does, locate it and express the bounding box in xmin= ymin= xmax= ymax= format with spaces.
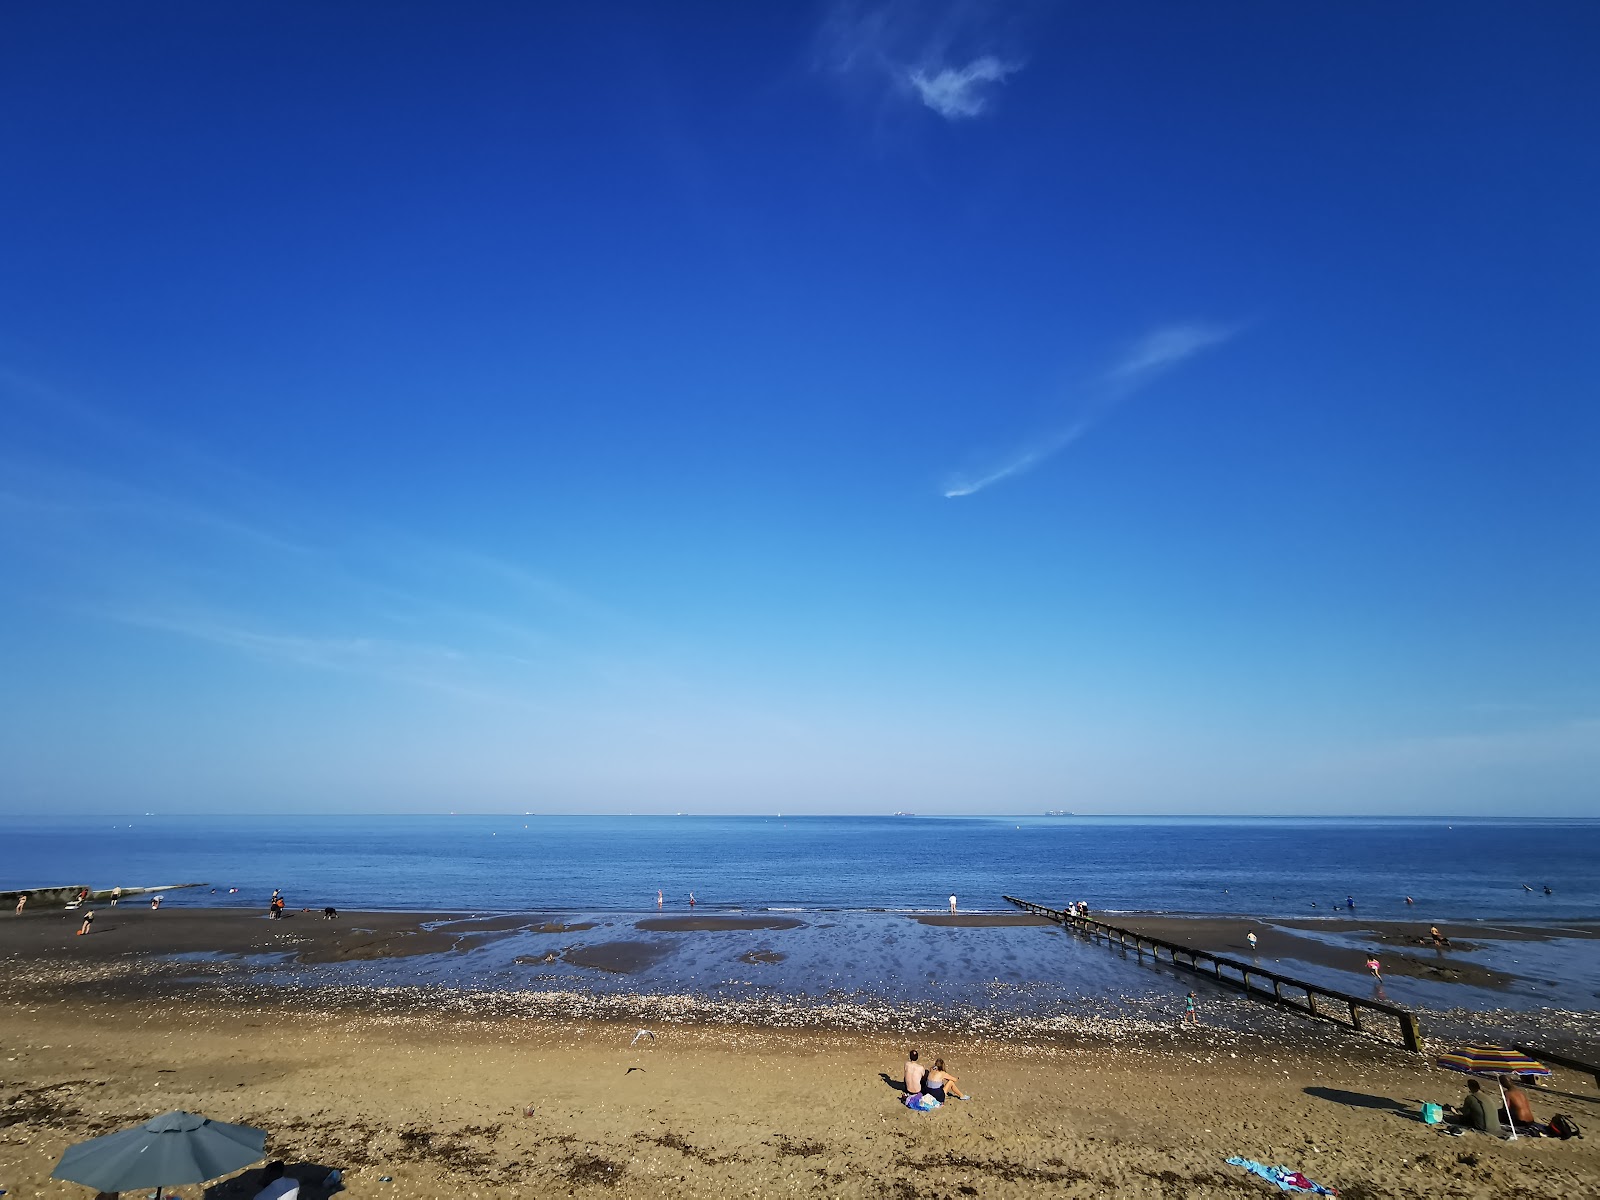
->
xmin=922 ymin=1058 xmax=968 ymax=1102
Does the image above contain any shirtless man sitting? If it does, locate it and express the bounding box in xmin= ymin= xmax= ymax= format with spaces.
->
xmin=1500 ymin=1078 xmax=1536 ymax=1130
xmin=904 ymin=1048 xmax=925 ymax=1096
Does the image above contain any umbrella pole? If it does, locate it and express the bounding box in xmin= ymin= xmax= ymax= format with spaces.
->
xmin=1496 ymin=1076 xmax=1516 ymax=1141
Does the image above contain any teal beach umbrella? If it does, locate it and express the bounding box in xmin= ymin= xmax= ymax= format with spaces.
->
xmin=51 ymin=1110 xmax=266 ymax=1197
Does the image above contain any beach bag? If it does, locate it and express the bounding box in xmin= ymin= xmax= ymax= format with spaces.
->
xmin=905 ymin=1093 xmax=941 ymax=1112
xmin=1548 ymin=1114 xmax=1581 ymax=1140
xmin=1420 ymin=1103 xmax=1443 ymax=1125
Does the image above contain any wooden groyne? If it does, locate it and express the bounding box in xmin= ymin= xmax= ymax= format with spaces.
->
xmin=1514 ymin=1045 xmax=1600 ymax=1088
xmin=1005 ymin=896 xmax=1425 ymax=1054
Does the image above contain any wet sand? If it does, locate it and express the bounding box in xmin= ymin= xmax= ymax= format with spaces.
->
xmin=2 ymin=995 xmax=1597 ymax=1198
xmin=561 ymin=940 xmax=677 ymax=974
xmin=0 ymin=903 xmax=483 ymax=964
xmin=910 ymin=912 xmax=1055 ymax=928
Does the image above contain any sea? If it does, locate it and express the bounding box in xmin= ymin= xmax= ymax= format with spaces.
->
xmin=7 ymin=814 xmax=1599 ymax=1027
xmin=5 ymin=813 xmax=1597 ymax=922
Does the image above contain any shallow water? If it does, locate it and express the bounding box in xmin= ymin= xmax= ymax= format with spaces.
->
xmin=176 ymin=908 xmax=1599 ymax=1022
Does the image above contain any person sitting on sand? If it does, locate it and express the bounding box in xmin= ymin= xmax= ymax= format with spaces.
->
xmin=1500 ymin=1077 xmax=1536 ymax=1129
xmin=923 ymin=1058 xmax=969 ymax=1102
xmin=904 ymin=1048 xmax=925 ymax=1095
xmin=1447 ymin=1079 xmax=1494 ymax=1133
xmin=1428 ymin=926 xmax=1450 ymax=948
xmin=252 ymin=1160 xmax=299 ymax=1200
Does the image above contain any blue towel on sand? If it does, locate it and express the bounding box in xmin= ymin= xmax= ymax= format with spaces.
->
xmin=1226 ymin=1156 xmax=1338 ymax=1194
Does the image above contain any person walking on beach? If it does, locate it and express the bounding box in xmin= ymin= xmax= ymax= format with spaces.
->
xmin=1246 ymin=931 xmax=1258 ymax=952
xmin=949 ymin=894 xmax=957 ymax=914
xmin=14 ymin=893 xmax=26 ymax=915
xmin=1366 ymin=956 xmax=1381 ymax=980
xmin=151 ymin=894 xmax=163 ymax=910
xmin=77 ymin=909 xmax=95 ymax=936
xmin=1183 ymin=991 xmax=1200 ymax=1025
xmin=110 ymin=886 xmax=121 ymax=906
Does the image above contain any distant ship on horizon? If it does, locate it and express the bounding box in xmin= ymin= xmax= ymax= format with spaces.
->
xmin=1043 ymin=810 xmax=1075 ymax=817
xmin=892 ymin=811 xmax=916 ymax=817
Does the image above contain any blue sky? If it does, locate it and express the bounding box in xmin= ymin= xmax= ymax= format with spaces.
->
xmin=2 ymin=2 xmax=1596 ymax=815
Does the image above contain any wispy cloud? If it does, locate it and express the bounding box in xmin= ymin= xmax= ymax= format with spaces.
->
xmin=907 ymin=55 xmax=1018 ymax=119
xmin=942 ymin=321 xmax=1238 ymax=498
xmin=819 ymin=2 xmax=1027 ymax=123
xmin=1102 ymin=324 xmax=1236 ymax=386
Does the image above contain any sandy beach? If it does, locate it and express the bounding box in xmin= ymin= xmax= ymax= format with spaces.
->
xmin=2 ymin=907 xmax=1598 ymax=1197
xmin=4 ymin=994 xmax=1599 ymax=1198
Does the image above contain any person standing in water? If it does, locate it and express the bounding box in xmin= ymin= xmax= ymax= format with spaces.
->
xmin=657 ymin=890 xmax=663 ymax=910
xmin=688 ymin=892 xmax=696 ymax=908
xmin=949 ymin=894 xmax=957 ymax=914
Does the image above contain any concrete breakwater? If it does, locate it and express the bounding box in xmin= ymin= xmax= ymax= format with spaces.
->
xmin=2 ymin=882 xmax=207 ymax=908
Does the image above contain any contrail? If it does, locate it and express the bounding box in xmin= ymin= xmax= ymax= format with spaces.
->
xmin=942 ymin=322 xmax=1236 ymax=499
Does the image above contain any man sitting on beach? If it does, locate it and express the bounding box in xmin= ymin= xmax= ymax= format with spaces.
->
xmin=1500 ymin=1077 xmax=1536 ymax=1129
xmin=1446 ymin=1079 xmax=1494 ymax=1133
xmin=904 ymin=1048 xmax=925 ymax=1096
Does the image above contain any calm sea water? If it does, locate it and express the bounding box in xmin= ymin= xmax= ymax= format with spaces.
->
xmin=4 ymin=814 xmax=1596 ymax=923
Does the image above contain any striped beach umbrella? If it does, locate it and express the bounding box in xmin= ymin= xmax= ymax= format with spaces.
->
xmin=1436 ymin=1044 xmax=1550 ymax=1077
xmin=1436 ymin=1045 xmax=1550 ymax=1140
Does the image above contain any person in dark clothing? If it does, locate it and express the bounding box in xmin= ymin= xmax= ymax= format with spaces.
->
xmin=1447 ymin=1079 xmax=1494 ymax=1133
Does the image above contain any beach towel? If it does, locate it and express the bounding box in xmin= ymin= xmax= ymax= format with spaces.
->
xmin=1226 ymin=1156 xmax=1339 ymax=1195
xmin=905 ymin=1092 xmax=941 ymax=1112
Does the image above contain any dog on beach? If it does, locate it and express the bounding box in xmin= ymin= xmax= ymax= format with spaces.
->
xmin=323 ymin=906 xmax=338 ymax=920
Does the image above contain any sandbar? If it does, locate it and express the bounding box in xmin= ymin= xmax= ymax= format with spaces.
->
xmin=634 ymin=915 xmax=805 ymax=932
